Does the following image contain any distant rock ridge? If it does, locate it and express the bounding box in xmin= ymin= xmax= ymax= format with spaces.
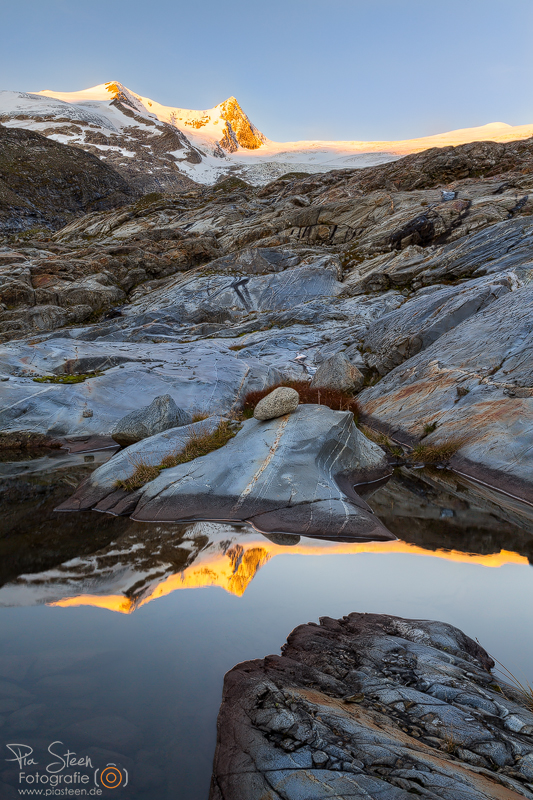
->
xmin=0 ymin=124 xmax=137 ymax=232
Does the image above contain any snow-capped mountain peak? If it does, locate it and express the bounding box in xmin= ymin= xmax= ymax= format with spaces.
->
xmin=1 ymin=81 xmax=532 ymax=188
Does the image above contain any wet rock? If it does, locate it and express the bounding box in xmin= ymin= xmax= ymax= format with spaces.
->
xmin=310 ymin=352 xmax=364 ymax=393
xmin=0 ymin=680 xmax=32 ymax=699
xmin=210 ymin=613 xmax=533 ymax=800
xmin=57 ymin=416 xmax=227 ymax=511
xmin=253 ymin=387 xmax=299 ymax=420
xmin=111 ymin=394 xmax=193 ymax=446
xmin=63 ymin=405 xmax=393 ymax=541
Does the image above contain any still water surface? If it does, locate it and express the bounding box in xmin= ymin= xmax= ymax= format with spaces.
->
xmin=0 ymin=456 xmax=532 ymax=799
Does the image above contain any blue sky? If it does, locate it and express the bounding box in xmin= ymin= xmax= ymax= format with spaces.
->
xmin=2 ymin=0 xmax=532 ymax=141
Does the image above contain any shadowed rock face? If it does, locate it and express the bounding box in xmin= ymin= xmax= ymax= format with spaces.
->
xmin=210 ymin=612 xmax=533 ymax=800
xmin=58 ymin=405 xmax=394 ymax=541
xmin=0 ymin=126 xmax=137 ymax=233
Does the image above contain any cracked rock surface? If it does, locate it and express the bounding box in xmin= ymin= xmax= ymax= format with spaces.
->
xmin=210 ymin=613 xmax=533 ymax=800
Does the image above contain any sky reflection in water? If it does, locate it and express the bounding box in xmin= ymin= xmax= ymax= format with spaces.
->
xmin=0 ymin=469 xmax=532 ymax=799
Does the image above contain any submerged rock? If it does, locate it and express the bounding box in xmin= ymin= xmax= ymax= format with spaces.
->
xmin=111 ymin=394 xmax=192 ymax=446
xmin=310 ymin=352 xmax=364 ymax=393
xmin=59 ymin=404 xmax=393 ymax=541
xmin=253 ymin=387 xmax=299 ymax=420
xmin=210 ymin=612 xmax=533 ymax=800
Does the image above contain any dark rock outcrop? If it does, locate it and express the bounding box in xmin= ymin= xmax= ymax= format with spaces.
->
xmin=211 ymin=613 xmax=533 ymax=800
xmin=0 ymin=125 xmax=137 ymax=233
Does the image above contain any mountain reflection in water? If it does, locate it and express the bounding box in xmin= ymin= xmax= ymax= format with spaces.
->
xmin=1 ymin=459 xmax=533 ymax=800
xmin=1 ymin=462 xmax=532 ymax=612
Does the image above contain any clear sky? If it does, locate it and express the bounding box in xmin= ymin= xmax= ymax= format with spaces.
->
xmin=1 ymin=0 xmax=532 ymax=142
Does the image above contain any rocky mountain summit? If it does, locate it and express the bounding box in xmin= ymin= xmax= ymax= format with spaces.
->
xmin=210 ymin=613 xmax=533 ymax=800
xmin=2 ymin=82 xmax=533 ymax=186
xmin=1 ymin=134 xmax=533 ymax=533
xmin=0 ymin=83 xmax=267 ymax=190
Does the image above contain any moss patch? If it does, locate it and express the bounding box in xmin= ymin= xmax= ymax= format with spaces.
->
xmin=33 ymin=371 xmax=103 ymax=384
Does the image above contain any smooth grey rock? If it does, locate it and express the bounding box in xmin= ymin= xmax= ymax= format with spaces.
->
xmin=111 ymin=394 xmax=192 ymax=446
xmin=125 ymin=255 xmax=343 ymax=323
xmin=362 ymin=273 xmax=512 ymax=376
xmin=57 ymin=416 xmax=227 ymax=512
xmin=0 ymin=339 xmax=279 ymax=438
xmin=129 ymin=406 xmax=393 ymax=539
xmin=310 ymin=353 xmax=364 ymax=393
xmin=62 ymin=405 xmax=393 ymax=541
xmin=360 ymin=284 xmax=533 ymax=510
xmin=253 ymin=387 xmax=299 ymax=420
xmin=210 ymin=613 xmax=533 ymax=800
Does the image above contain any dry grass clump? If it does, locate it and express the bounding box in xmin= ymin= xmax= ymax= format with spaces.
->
xmin=490 ymin=657 xmax=533 ymax=713
xmin=116 ymin=420 xmax=238 ymax=492
xmin=190 ymin=412 xmax=209 ymax=423
xmin=241 ymin=380 xmax=360 ymax=420
xmin=358 ymin=424 xmax=403 ymax=458
xmin=409 ymin=436 xmax=467 ymax=464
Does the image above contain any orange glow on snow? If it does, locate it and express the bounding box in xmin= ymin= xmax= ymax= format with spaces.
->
xmin=49 ymin=540 xmax=529 ymax=614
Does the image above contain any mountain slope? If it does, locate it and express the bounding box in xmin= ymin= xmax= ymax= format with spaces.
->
xmin=0 ymin=125 xmax=137 ymax=233
xmin=1 ymin=81 xmax=532 ymax=187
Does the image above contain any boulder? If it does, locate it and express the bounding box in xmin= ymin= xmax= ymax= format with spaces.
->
xmin=111 ymin=394 xmax=192 ymax=446
xmin=253 ymin=387 xmax=299 ymax=420
xmin=210 ymin=612 xmax=533 ymax=800
xmin=310 ymin=352 xmax=364 ymax=393
xmin=60 ymin=404 xmax=394 ymax=541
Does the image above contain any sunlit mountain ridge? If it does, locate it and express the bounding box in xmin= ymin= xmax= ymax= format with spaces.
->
xmin=1 ymin=80 xmax=532 ymax=186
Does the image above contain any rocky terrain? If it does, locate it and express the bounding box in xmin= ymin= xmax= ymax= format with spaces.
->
xmin=210 ymin=612 xmax=533 ymax=800
xmin=0 ymin=135 xmax=533 ymax=533
xmin=3 ymin=82 xmax=533 ymax=187
xmin=0 ymin=125 xmax=137 ymax=233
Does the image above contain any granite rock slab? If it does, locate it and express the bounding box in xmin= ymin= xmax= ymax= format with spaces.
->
xmin=0 ymin=339 xmax=278 ymax=438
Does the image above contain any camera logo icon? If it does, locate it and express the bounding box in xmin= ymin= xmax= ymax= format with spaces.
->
xmin=95 ymin=762 xmax=128 ymax=789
